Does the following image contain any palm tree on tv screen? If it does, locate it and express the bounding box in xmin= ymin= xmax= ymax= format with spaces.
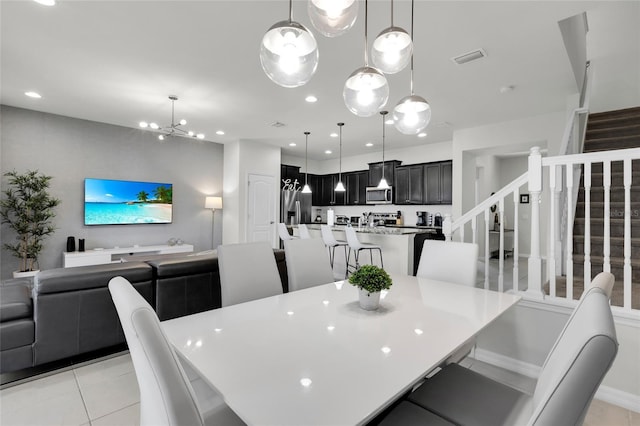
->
xmin=136 ymin=191 xmax=149 ymax=203
xmin=153 ymin=186 xmax=172 ymax=204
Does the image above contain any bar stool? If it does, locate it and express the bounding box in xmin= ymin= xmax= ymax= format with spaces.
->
xmin=345 ymin=226 xmax=383 ymax=277
xmin=298 ymin=223 xmax=311 ymax=239
xmin=320 ymin=225 xmax=348 ymax=269
xmin=278 ymin=223 xmax=297 ymax=242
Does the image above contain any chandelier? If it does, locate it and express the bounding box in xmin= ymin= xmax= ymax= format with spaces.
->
xmin=139 ymin=96 xmax=205 ymax=141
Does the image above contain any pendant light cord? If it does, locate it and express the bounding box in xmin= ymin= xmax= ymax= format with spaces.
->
xmin=364 ymin=0 xmax=369 ymax=66
xmin=338 ymin=123 xmax=344 ymax=181
xmin=381 ymin=111 xmax=388 ymax=180
xmin=391 ymin=0 xmax=394 ymax=26
xmin=288 ymin=0 xmax=293 ymax=22
xmin=304 ymin=132 xmax=310 ymax=186
xmin=410 ymin=0 xmax=415 ymax=95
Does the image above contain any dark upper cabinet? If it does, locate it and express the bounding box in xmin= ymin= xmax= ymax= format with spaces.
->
xmin=424 ymin=161 xmax=453 ymax=205
xmin=309 ymin=174 xmax=322 ymax=206
xmin=332 ymin=174 xmax=346 ymax=206
xmin=317 ymin=174 xmax=345 ymax=206
xmin=395 ymin=165 xmax=424 ymax=204
xmin=345 ymin=170 xmax=368 ymax=205
xmin=281 ymin=165 xmax=302 ymax=190
xmin=368 ymin=161 xmax=401 ymax=187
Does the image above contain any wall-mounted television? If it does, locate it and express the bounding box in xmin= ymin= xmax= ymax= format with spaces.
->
xmin=84 ymin=178 xmax=173 ymax=225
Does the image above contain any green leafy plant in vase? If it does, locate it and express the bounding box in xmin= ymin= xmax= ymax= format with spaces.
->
xmin=348 ymin=264 xmax=393 ymax=310
xmin=0 ymin=170 xmax=61 ymax=277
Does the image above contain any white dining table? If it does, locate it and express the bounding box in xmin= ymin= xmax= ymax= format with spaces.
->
xmin=162 ymin=274 xmax=521 ymax=426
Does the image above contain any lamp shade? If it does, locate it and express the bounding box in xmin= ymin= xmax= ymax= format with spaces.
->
xmin=343 ymin=66 xmax=389 ymax=117
xmin=393 ymin=95 xmax=431 ymax=135
xmin=308 ymin=0 xmax=359 ymax=37
xmin=260 ymin=20 xmax=319 ymax=88
xmin=371 ymin=26 xmax=412 ymax=74
xmin=205 ymin=196 xmax=223 ymax=210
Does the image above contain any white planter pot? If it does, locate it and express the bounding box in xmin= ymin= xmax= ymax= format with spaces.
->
xmin=358 ymin=288 xmax=381 ymax=311
xmin=13 ymin=270 xmax=39 ymax=279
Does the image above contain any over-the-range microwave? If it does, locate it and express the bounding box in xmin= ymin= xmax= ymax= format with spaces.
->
xmin=366 ymin=187 xmax=393 ymax=204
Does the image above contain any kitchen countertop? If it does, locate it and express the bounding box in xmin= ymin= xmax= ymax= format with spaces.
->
xmin=304 ymin=223 xmax=437 ymax=235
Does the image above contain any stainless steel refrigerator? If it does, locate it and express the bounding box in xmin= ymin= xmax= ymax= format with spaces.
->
xmin=281 ymin=190 xmax=312 ymax=225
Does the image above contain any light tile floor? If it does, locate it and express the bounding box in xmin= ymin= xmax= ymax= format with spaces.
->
xmin=1 ymin=352 xmax=636 ymax=426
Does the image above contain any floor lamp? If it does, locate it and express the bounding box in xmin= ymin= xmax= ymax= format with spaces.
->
xmin=205 ymin=196 xmax=223 ymax=249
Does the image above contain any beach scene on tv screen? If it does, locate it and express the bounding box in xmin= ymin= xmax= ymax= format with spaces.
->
xmin=85 ymin=178 xmax=172 ymax=225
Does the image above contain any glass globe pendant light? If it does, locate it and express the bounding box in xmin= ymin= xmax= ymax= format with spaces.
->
xmin=308 ymin=0 xmax=359 ymax=38
xmin=335 ymin=123 xmax=346 ymax=192
xmin=377 ymin=111 xmax=391 ymax=189
xmin=371 ymin=0 xmax=412 ymax=74
xmin=393 ymin=0 xmax=431 ymax=135
xmin=260 ymin=0 xmax=319 ymax=88
xmin=343 ymin=0 xmax=389 ymax=117
xmin=301 ymin=131 xmax=312 ymax=193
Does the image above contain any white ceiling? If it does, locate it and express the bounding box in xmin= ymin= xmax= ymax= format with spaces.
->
xmin=1 ymin=1 xmax=638 ymax=160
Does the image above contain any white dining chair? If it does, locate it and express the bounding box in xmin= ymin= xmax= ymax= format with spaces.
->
xmin=108 ymin=276 xmax=244 ymax=426
xmin=344 ymin=226 xmax=383 ymax=277
xmin=320 ymin=224 xmax=348 ymax=268
xmin=284 ymin=238 xmax=335 ymax=291
xmin=397 ymin=272 xmax=618 ymax=426
xmin=217 ymin=241 xmax=283 ymax=307
xmin=416 ymin=239 xmax=479 ymax=287
xmin=297 ymin=223 xmax=311 ymax=239
xmin=277 ymin=223 xmax=297 ymax=241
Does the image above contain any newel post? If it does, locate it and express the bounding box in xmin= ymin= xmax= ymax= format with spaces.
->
xmin=527 ymin=147 xmax=545 ymax=298
xmin=443 ymin=214 xmax=452 ymax=241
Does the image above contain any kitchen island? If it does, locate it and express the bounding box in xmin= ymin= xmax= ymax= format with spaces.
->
xmin=296 ymin=224 xmax=442 ymax=277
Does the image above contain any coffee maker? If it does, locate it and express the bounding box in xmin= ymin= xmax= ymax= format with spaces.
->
xmin=416 ymin=211 xmax=427 ymax=226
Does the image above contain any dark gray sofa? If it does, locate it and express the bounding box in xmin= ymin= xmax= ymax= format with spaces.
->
xmin=0 ymin=249 xmax=288 ymax=374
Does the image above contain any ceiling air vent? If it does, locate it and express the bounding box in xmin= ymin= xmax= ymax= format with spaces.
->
xmin=270 ymin=121 xmax=286 ymax=128
xmin=451 ymin=48 xmax=487 ymax=65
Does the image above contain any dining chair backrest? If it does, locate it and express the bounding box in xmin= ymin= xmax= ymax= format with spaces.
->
xmin=321 ymin=225 xmax=339 ymax=246
xmin=416 ymin=240 xmax=478 ymax=287
xmin=284 ymin=238 xmax=335 ymax=291
xmin=108 ymin=276 xmax=204 ymax=426
xmin=530 ymin=286 xmax=618 ymax=425
xmin=217 ymin=241 xmax=283 ymax=307
xmin=278 ymin=223 xmax=293 ymax=241
xmin=298 ymin=223 xmax=311 ymax=239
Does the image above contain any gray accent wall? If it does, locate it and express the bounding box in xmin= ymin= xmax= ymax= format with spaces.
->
xmin=1 ymin=105 xmax=224 ymax=279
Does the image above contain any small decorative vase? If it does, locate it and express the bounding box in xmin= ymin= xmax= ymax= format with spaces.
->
xmin=358 ymin=288 xmax=381 ymax=311
xmin=66 ymin=236 xmax=76 ymax=252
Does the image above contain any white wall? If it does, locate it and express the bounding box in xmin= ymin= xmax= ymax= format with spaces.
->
xmin=1 ymin=106 xmax=224 ymax=278
xmin=222 ymin=139 xmax=280 ymax=247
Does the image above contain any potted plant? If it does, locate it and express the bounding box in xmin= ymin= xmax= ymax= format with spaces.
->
xmin=348 ymin=264 xmax=393 ymax=310
xmin=0 ymin=170 xmax=61 ymax=277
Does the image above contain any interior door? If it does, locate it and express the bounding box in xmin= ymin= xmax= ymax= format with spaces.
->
xmin=247 ymin=174 xmax=275 ymax=245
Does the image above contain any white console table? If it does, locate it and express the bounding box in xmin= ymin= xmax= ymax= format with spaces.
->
xmin=63 ymin=244 xmax=194 ymax=267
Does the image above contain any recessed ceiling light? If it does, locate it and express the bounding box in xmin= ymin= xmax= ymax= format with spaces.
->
xmin=325 ymin=150 xmax=332 ymax=154
xmin=305 ymin=95 xmax=318 ymax=103
xmin=289 ymin=143 xmax=297 ymax=147
xmin=385 ymin=119 xmax=394 ymax=125
xmin=418 ymin=132 xmax=427 ymax=138
xmin=33 ymin=0 xmax=55 ymax=6
xmin=365 ymin=142 xmax=373 ymax=147
xmin=330 ymin=132 xmax=338 ymax=138
xmin=25 ymin=91 xmax=42 ymax=98
xmin=216 ymin=130 xmax=225 ymax=135
xmin=499 ymin=85 xmax=515 ymax=94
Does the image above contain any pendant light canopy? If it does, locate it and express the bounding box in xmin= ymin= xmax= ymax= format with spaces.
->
xmin=343 ymin=0 xmax=389 ymax=117
xmin=335 ymin=123 xmax=346 ymax=192
xmin=393 ymin=0 xmax=431 ymax=134
xmin=308 ymin=0 xmax=359 ymax=38
xmin=377 ymin=111 xmax=391 ymax=190
xmin=371 ymin=0 xmax=412 ymax=74
xmin=260 ymin=0 xmax=319 ymax=88
xmin=301 ymin=131 xmax=312 ymax=193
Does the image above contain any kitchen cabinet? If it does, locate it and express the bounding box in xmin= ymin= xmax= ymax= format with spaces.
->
xmin=368 ymin=161 xmax=401 ymax=187
xmin=424 ymin=160 xmax=452 ymax=205
xmin=345 ymin=170 xmax=368 ymax=205
xmin=317 ymin=174 xmax=344 ymax=206
xmin=394 ymin=165 xmax=424 ymax=204
xmin=281 ymin=165 xmax=302 ymax=190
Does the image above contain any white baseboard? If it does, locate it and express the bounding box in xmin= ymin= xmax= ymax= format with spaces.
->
xmin=473 ymin=348 xmax=640 ymax=413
